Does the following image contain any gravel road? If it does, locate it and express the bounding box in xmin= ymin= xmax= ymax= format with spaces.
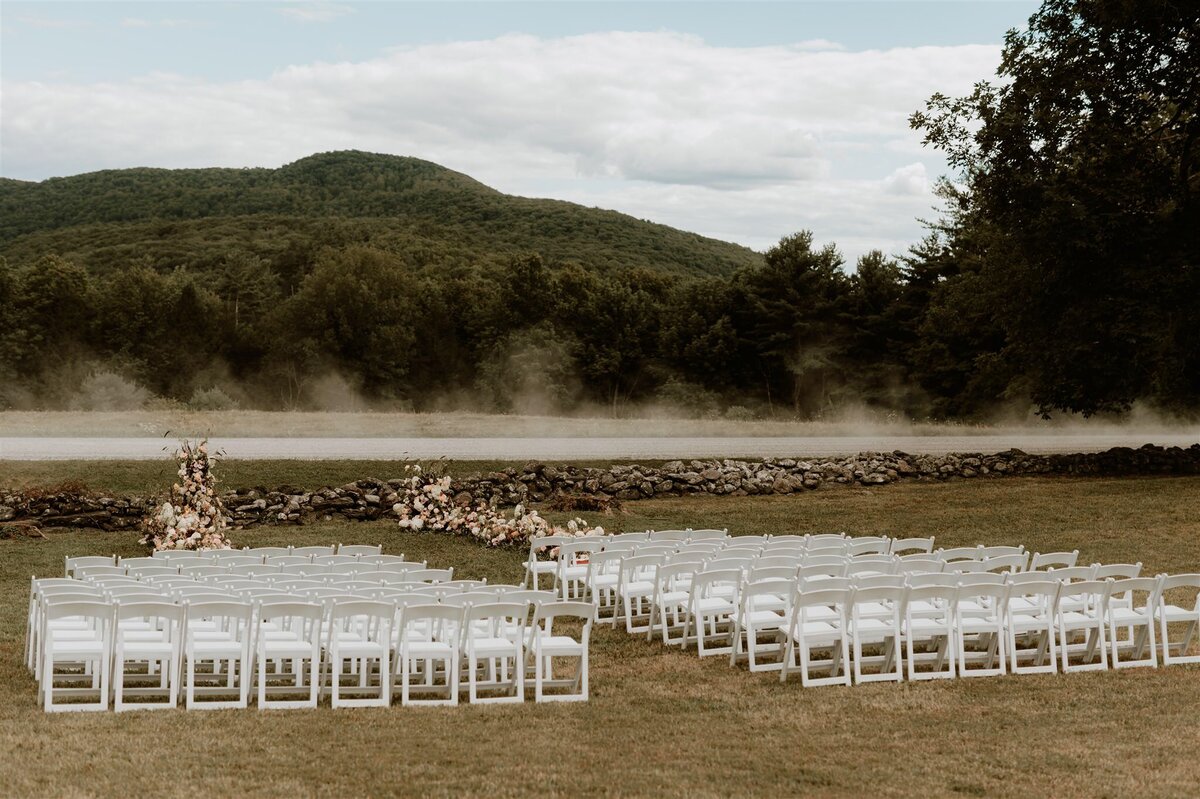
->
xmin=2 ymin=434 xmax=1197 ymax=461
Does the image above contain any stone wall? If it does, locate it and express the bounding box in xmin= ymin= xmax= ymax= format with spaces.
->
xmin=2 ymin=443 xmax=1197 ymax=533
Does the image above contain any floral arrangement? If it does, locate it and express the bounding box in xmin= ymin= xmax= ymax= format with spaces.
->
xmin=141 ymin=439 xmax=234 ymax=551
xmin=392 ymin=464 xmax=603 ymax=548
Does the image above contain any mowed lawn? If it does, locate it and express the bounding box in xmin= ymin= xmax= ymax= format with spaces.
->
xmin=2 ymin=475 xmax=1200 ymax=797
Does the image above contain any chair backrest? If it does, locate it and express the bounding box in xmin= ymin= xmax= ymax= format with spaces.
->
xmin=978 ymin=545 xmax=1025 ymax=559
xmin=807 ymin=533 xmax=847 ymax=545
xmin=291 ymin=545 xmax=337 ymax=557
xmin=1028 ymin=550 xmax=1079 ymax=570
xmin=43 ymin=599 xmax=115 ymax=625
xmin=113 ymin=599 xmax=185 ymax=626
xmin=528 ymin=534 xmax=571 ymax=560
xmin=328 ymin=600 xmax=394 ymax=640
xmin=792 ymin=587 xmax=851 ymax=622
xmin=903 ymin=584 xmax=958 ymax=616
xmin=937 ymin=546 xmax=982 ymax=562
xmin=890 ymin=536 xmax=935 ymax=555
xmin=954 ymin=573 xmax=1007 ymax=588
xmin=805 ymin=554 xmax=850 ymax=569
xmin=585 ymin=550 xmax=625 ymax=578
xmin=650 ymin=529 xmax=689 ymax=541
xmin=685 ymin=528 xmax=729 ymax=542
xmin=982 ymin=554 xmax=1028 ymax=574
xmin=896 ymin=558 xmax=943 ymax=575
xmin=377 ymin=561 xmax=425 ymax=574
xmin=65 ymin=555 xmax=116 ymax=577
xmin=706 ymin=557 xmax=753 ymax=572
xmin=853 ymin=574 xmax=906 ymax=590
xmin=907 ymin=573 xmax=960 ymax=589
xmin=504 ymin=589 xmax=559 ymax=608
xmin=944 ymin=560 xmax=988 ymax=574
xmin=1158 ymin=573 xmax=1200 ymax=609
xmin=1107 ymin=577 xmax=1160 ymax=609
xmin=754 ymin=555 xmax=803 ymax=570
xmin=361 ymin=554 xmax=410 ymax=565
xmin=245 ymin=547 xmax=291 ymax=557
xmin=1055 ymin=579 xmax=1111 ymax=610
xmin=1005 ymin=579 xmax=1061 ymax=609
xmin=126 ymin=565 xmax=180 ymax=578
xmin=180 ymin=564 xmax=231 ymax=577
xmin=1092 ymin=562 xmax=1142 ymax=580
xmin=314 ymin=555 xmax=359 ymax=566
xmin=748 ymin=565 xmax=798 ymax=583
xmin=690 ymin=569 xmax=742 ymax=602
xmin=798 ymin=562 xmax=847 ymax=581
xmin=654 ymin=562 xmax=698 ymax=593
xmin=76 ymin=565 xmax=127 ymax=578
xmin=205 ymin=549 xmax=254 ymax=561
xmin=618 ymin=555 xmax=664 ymax=584
xmin=850 ymin=584 xmax=905 ymax=615
xmin=267 ymin=555 xmax=312 ymax=567
xmin=407 ymin=568 xmax=455 ymax=583
xmin=1046 ymin=565 xmax=1098 ymax=582
xmin=154 ymin=550 xmax=203 ymax=561
xmin=740 ymin=579 xmax=794 ymax=610
xmin=338 ymin=544 xmax=383 ymax=557
xmin=398 ymin=603 xmax=463 ymax=640
xmin=846 ymin=537 xmax=890 ymax=556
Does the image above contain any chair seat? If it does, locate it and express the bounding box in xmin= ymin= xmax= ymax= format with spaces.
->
xmin=692 ymin=597 xmax=734 ymax=613
xmin=1160 ymin=605 xmax=1200 ymax=623
xmin=468 ymin=636 xmax=520 ymax=657
xmin=958 ymin=616 xmax=1002 ymax=634
xmin=260 ymin=640 xmax=318 ymax=658
xmin=783 ymin=620 xmax=840 ymax=642
xmin=851 ymin=618 xmax=899 ymax=636
xmin=739 ymin=609 xmax=785 ymax=627
xmin=904 ymin=617 xmax=951 ymax=636
xmin=536 ymin=635 xmax=584 ymax=656
xmin=1107 ymin=608 xmax=1151 ymax=625
xmin=48 ymin=638 xmax=106 ymax=657
xmin=587 ymin=574 xmax=619 ymax=588
xmin=527 ymin=561 xmax=557 ymax=574
xmin=1058 ymin=611 xmax=1101 ymax=627
xmin=1009 ymin=613 xmax=1052 ymax=634
xmin=620 ymin=580 xmax=654 ymax=597
xmin=119 ymin=639 xmax=175 ymax=657
xmin=189 ymin=639 xmax=244 ymax=658
xmin=653 ymin=591 xmax=689 ymax=608
xmin=332 ymin=640 xmax=389 ymax=658
xmin=559 ymin=565 xmax=589 ymax=580
xmin=403 ymin=641 xmax=455 ymax=658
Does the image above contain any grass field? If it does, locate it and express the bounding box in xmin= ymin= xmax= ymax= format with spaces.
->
xmin=3 ymin=475 xmax=1200 ymax=797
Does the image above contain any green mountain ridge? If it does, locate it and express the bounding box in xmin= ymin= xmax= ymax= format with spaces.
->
xmin=0 ymin=150 xmax=762 ymax=277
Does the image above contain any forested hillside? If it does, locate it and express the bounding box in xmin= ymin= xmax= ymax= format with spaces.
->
xmin=2 ymin=0 xmax=1198 ymax=427
xmin=0 ymin=151 xmax=761 ymax=277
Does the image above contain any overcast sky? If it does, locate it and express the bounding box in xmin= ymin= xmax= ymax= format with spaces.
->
xmin=1 ymin=1 xmax=1037 ymax=263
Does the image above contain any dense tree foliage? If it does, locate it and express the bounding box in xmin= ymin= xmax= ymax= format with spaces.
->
xmin=4 ymin=0 xmax=1200 ymax=424
xmin=911 ymin=0 xmax=1200 ymax=415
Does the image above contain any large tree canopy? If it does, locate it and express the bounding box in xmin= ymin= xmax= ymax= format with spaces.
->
xmin=911 ymin=0 xmax=1200 ymax=415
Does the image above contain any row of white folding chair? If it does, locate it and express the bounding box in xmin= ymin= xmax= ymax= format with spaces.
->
xmin=931 ymin=546 xmax=1080 ymax=572
xmin=670 ymin=570 xmax=1184 ymax=685
xmin=151 ymin=543 xmax=382 ymax=560
xmin=619 ymin=557 xmax=1151 ymax=667
xmin=36 ymin=590 xmax=591 ymax=710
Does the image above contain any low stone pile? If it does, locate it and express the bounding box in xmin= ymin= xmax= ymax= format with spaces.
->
xmin=2 ymin=443 xmax=1197 ymax=533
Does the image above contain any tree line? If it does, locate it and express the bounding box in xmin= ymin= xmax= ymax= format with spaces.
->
xmin=1 ymin=0 xmax=1195 ymax=419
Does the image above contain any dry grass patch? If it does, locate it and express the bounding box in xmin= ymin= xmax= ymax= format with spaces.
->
xmin=1 ymin=477 xmax=1199 ymax=797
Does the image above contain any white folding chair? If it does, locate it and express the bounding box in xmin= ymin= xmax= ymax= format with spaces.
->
xmin=39 ymin=599 xmax=115 ymax=712
xmin=326 ymin=600 xmax=394 ymax=708
xmin=646 ymin=562 xmax=696 ymax=646
xmin=902 ymin=584 xmax=957 ymax=680
xmin=523 ymin=534 xmax=571 ymax=591
xmin=613 ymin=555 xmax=664 ymax=634
xmin=112 ymin=600 xmax=185 ymax=712
xmin=254 ymin=600 xmax=324 ymax=709
xmin=684 ymin=569 xmax=741 ymax=657
xmin=526 ymin=601 xmax=594 ymax=702
xmin=1055 ymin=580 xmax=1110 ymax=673
xmin=730 ymin=579 xmax=792 ymax=672
xmin=1157 ymin=573 xmax=1200 ymax=665
xmin=1004 ymin=579 xmax=1059 ymax=675
xmin=395 ymin=603 xmax=461 ymax=706
xmin=1106 ymin=577 xmax=1161 ymax=669
xmin=780 ymin=587 xmax=851 ymax=687
xmin=583 ymin=550 xmax=624 ymax=624
xmin=460 ymin=602 xmax=526 ymax=704
xmin=955 ymin=582 xmax=1008 ymax=677
xmin=849 ymin=585 xmax=905 ymax=684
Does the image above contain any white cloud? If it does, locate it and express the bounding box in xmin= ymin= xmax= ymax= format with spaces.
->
xmin=0 ymin=32 xmax=998 ymax=263
xmin=120 ymin=18 xmax=199 ymax=29
xmin=882 ymin=162 xmax=929 ymax=196
xmin=277 ymin=3 xmax=354 ymax=23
